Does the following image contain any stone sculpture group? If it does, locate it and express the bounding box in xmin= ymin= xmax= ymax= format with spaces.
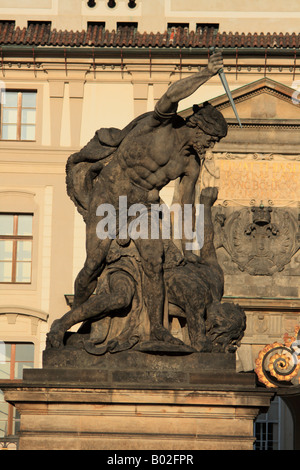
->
xmin=47 ymin=51 xmax=246 ymax=356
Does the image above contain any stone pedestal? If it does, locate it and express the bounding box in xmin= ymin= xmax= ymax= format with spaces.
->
xmin=1 ymin=351 xmax=274 ymax=450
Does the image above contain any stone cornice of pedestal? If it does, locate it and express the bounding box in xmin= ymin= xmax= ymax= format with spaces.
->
xmin=223 ymin=296 xmax=300 ymax=312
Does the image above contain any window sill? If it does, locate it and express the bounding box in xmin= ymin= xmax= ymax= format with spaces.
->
xmin=0 ymin=140 xmax=36 ymax=143
xmin=0 ymin=282 xmax=31 ymax=285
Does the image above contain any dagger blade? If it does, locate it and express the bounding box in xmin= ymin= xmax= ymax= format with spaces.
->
xmin=218 ymin=68 xmax=242 ymax=128
xmin=209 ymin=47 xmax=242 ymax=128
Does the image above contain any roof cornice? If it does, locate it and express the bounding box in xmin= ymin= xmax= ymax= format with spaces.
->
xmin=0 ymin=23 xmax=299 ymax=51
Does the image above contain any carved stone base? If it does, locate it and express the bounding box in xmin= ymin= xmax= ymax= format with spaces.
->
xmin=1 ymin=360 xmax=274 ymax=450
xmin=42 ymin=349 xmax=238 ymax=387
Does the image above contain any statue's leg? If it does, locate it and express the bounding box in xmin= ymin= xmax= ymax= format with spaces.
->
xmin=72 ymin=234 xmax=112 ymax=309
xmin=47 ymin=270 xmax=135 ymax=348
xmin=199 ymin=187 xmax=224 ymax=300
xmin=185 ymin=303 xmax=213 ymax=352
xmin=199 ymin=187 xmax=219 ymax=263
xmin=165 ymin=269 xmax=213 ymax=352
xmin=163 ymin=188 xmax=221 ymax=351
xmin=134 ymin=238 xmax=184 ymax=345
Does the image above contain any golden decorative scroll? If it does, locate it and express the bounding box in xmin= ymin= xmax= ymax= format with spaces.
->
xmin=255 ymin=327 xmax=300 ymax=388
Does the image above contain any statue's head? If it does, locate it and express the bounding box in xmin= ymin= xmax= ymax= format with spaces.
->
xmin=186 ymin=102 xmax=227 ymax=156
xmin=206 ymin=301 xmax=246 ymax=353
xmin=186 ymin=102 xmax=228 ymax=138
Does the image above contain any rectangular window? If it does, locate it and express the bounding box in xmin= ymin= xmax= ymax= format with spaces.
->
xmin=1 ymin=21 xmax=15 ymax=28
xmin=0 ymin=213 xmax=33 ymax=283
xmin=167 ymin=23 xmax=190 ymax=32
xmin=117 ymin=22 xmax=138 ymax=32
xmin=196 ymin=23 xmax=219 ymax=34
xmin=0 ymin=342 xmax=34 ymax=438
xmin=27 ymin=21 xmax=51 ymax=29
xmin=254 ymin=396 xmax=279 ymax=450
xmin=0 ymin=91 xmax=37 ymax=141
xmin=87 ymin=21 xmax=105 ymax=29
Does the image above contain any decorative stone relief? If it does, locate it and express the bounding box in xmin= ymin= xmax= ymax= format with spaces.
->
xmin=201 ymin=150 xmax=220 ymax=188
xmin=214 ymin=205 xmax=300 ymax=275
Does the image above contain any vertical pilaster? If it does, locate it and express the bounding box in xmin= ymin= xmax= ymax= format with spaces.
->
xmin=133 ymin=83 xmax=148 ymax=117
xmin=69 ymin=81 xmax=85 ymax=149
xmin=49 ymin=81 xmax=64 ymax=147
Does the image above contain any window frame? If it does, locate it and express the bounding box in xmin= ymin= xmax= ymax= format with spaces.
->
xmin=0 ymin=213 xmax=33 ymax=284
xmin=254 ymin=395 xmax=280 ymax=450
xmin=0 ymin=342 xmax=34 ymax=437
xmin=0 ymin=90 xmax=37 ymax=142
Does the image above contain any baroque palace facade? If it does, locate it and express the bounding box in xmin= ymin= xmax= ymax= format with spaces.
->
xmin=0 ymin=0 xmax=300 ymax=449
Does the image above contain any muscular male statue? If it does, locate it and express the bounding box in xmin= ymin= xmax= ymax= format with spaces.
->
xmin=49 ymin=52 xmax=227 ymax=348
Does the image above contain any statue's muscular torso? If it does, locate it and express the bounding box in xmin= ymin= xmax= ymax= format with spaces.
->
xmin=98 ymin=113 xmax=197 ymax=206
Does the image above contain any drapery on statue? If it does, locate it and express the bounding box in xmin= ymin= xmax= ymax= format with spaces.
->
xmin=47 ymin=51 xmax=246 ymax=354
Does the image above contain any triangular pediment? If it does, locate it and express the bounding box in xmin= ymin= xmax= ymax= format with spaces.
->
xmin=180 ymin=78 xmax=300 ymax=122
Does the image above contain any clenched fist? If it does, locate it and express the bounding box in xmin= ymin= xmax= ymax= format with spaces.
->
xmin=207 ymin=51 xmax=223 ymax=75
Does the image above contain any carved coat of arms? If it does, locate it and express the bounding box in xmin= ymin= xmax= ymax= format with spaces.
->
xmin=215 ymin=206 xmax=300 ymax=276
